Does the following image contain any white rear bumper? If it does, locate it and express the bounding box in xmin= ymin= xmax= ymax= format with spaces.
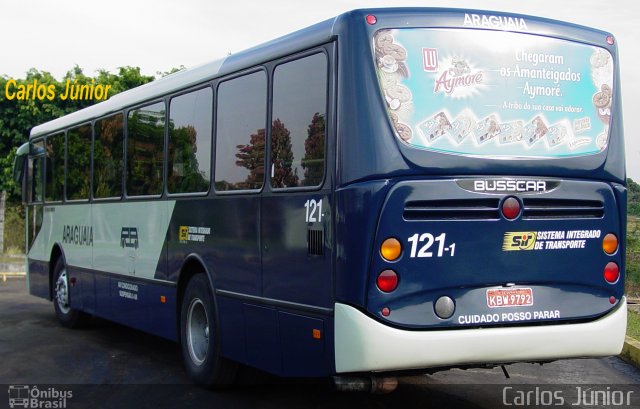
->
xmin=334 ymin=299 xmax=627 ymax=373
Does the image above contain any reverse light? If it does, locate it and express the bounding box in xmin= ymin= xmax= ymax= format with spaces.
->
xmin=380 ymin=238 xmax=402 ymax=261
xmin=377 ymin=270 xmax=398 ymax=292
xmin=434 ymin=296 xmax=455 ymax=319
xmin=602 ymin=233 xmax=618 ymax=255
xmin=501 ymin=196 xmax=521 ymax=220
xmin=604 ymin=262 xmax=619 ymax=284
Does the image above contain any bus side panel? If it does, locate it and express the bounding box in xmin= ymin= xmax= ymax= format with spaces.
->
xmin=26 ymin=204 xmax=49 ymax=299
xmin=27 ymin=259 xmax=49 ymax=299
xmin=279 ymin=311 xmax=331 ymax=376
xmin=217 ymin=296 xmax=247 ymax=364
xmin=261 ymin=192 xmax=333 ymax=308
xmin=90 ymin=272 xmax=177 ymax=341
xmin=244 ymin=304 xmax=281 ymax=374
xmin=167 ymin=198 xmax=262 ymax=295
xmin=334 ymin=181 xmax=391 ymax=305
xmin=217 ymin=293 xmax=334 ymax=376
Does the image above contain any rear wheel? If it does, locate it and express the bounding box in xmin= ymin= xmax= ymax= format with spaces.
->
xmin=52 ymin=257 xmax=90 ymax=328
xmin=180 ymin=273 xmax=237 ymax=387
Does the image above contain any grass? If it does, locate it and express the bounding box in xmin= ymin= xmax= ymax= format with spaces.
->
xmin=0 ymin=254 xmax=24 ymax=263
xmin=626 ymin=217 xmax=640 ymax=298
xmin=628 ymin=309 xmax=640 ymax=340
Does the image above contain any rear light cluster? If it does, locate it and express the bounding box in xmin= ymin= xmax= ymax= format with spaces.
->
xmin=376 ymin=269 xmax=398 ymax=292
xmin=602 ymin=234 xmax=619 ymax=284
xmin=377 ymin=238 xmax=401 ymax=317
xmin=602 ymin=233 xmax=619 ymax=304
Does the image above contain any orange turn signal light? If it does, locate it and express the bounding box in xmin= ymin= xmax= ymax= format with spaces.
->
xmin=602 ymin=233 xmax=618 ymax=255
xmin=380 ymin=238 xmax=402 ymax=261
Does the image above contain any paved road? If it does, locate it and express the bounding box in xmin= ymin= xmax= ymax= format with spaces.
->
xmin=1 ymin=277 xmax=639 ymax=409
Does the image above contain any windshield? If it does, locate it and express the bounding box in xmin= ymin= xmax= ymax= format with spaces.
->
xmin=373 ymin=28 xmax=614 ymax=158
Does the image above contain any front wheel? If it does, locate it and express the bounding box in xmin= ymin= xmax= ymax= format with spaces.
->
xmin=52 ymin=258 xmax=90 ymax=328
xmin=180 ymin=273 xmax=237 ymax=387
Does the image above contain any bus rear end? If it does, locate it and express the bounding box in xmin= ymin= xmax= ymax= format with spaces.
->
xmin=333 ymin=9 xmax=626 ymax=373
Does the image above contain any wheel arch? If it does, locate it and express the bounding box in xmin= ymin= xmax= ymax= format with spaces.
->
xmin=176 ymin=253 xmax=216 ymax=340
xmin=48 ymin=242 xmax=66 ymax=300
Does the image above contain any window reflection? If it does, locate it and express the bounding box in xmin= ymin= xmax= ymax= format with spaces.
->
xmin=127 ymin=102 xmax=165 ymax=196
xmin=45 ymin=133 xmax=65 ymax=202
xmin=66 ymin=124 xmax=91 ymax=200
xmin=271 ymin=53 xmax=327 ymax=188
xmin=94 ymin=114 xmax=124 ymax=198
xmin=168 ymin=88 xmax=212 ymax=194
xmin=215 ymin=72 xmax=267 ymax=191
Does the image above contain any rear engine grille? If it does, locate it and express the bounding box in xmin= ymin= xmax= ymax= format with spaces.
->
xmin=403 ymin=199 xmax=500 ymax=221
xmin=522 ymin=198 xmax=604 ymax=219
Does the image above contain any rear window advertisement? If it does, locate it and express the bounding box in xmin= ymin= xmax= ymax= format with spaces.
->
xmin=373 ymin=29 xmax=614 ymax=158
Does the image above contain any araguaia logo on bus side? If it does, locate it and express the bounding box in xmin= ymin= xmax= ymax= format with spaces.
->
xmin=62 ymin=225 xmax=93 ymax=246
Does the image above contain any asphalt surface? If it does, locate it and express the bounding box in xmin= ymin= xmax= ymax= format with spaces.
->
xmin=1 ymin=277 xmax=639 ymax=409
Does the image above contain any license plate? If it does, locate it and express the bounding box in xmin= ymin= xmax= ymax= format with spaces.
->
xmin=486 ymin=288 xmax=533 ymax=308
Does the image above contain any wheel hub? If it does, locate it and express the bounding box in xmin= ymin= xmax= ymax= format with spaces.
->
xmin=187 ymin=298 xmax=210 ymax=366
xmin=55 ymin=269 xmax=71 ymax=314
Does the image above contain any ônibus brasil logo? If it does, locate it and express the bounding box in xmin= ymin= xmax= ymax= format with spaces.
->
xmin=7 ymin=385 xmax=72 ymax=408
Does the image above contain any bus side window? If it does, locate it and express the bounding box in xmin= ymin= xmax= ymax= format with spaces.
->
xmin=127 ymin=102 xmax=166 ymax=197
xmin=94 ymin=114 xmax=124 ymax=199
xmin=66 ymin=123 xmax=91 ymax=201
xmin=168 ymin=87 xmax=213 ymax=194
xmin=45 ymin=133 xmax=65 ymax=202
xmin=271 ymin=52 xmax=328 ymax=189
xmin=215 ymin=71 xmax=267 ymax=192
xmin=29 ymin=140 xmax=45 ymax=203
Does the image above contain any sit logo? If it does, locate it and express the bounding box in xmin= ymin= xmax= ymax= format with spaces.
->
xmin=502 ymin=232 xmax=538 ymax=251
xmin=179 ymin=226 xmax=189 ymax=242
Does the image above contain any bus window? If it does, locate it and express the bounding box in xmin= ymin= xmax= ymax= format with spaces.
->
xmin=29 ymin=140 xmax=45 ymax=203
xmin=127 ymin=102 xmax=165 ymax=196
xmin=271 ymin=53 xmax=327 ymax=188
xmin=66 ymin=123 xmax=91 ymax=200
xmin=45 ymin=133 xmax=65 ymax=202
xmin=215 ymin=71 xmax=267 ymax=191
xmin=94 ymin=114 xmax=124 ymax=199
xmin=168 ymin=87 xmax=212 ymax=194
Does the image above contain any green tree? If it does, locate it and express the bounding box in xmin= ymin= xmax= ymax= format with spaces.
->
xmin=235 ymin=127 xmax=266 ymax=190
xmin=270 ymin=119 xmax=298 ymax=188
xmin=0 ymin=66 xmax=156 ymax=197
xmin=301 ymin=113 xmax=325 ymax=186
xmin=629 ymin=178 xmax=640 ymax=217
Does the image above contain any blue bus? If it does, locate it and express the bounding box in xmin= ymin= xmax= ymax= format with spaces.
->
xmin=13 ymin=8 xmax=626 ymax=390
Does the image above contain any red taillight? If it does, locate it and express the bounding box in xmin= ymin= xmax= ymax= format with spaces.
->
xmin=377 ymin=270 xmax=398 ymax=292
xmin=604 ymin=262 xmax=619 ymax=283
xmin=501 ymin=197 xmax=521 ymax=220
xmin=606 ymin=35 xmax=615 ymax=45
xmin=366 ymin=14 xmax=377 ymax=25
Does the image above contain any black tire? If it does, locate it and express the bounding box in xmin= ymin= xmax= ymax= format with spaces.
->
xmin=180 ymin=273 xmax=237 ymax=387
xmin=52 ymin=257 xmax=90 ymax=328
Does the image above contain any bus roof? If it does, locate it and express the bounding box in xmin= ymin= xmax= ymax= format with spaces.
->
xmin=29 ymin=7 xmax=612 ymax=139
xmin=29 ymin=15 xmax=337 ymax=139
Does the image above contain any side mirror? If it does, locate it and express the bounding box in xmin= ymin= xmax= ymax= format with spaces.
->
xmin=13 ymin=142 xmax=29 ymax=203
